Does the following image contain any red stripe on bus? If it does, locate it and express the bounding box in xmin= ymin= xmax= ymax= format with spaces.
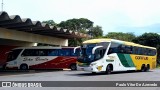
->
xmin=29 ymin=56 xmax=77 ymax=69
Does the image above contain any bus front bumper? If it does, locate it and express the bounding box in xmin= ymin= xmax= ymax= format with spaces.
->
xmin=77 ymin=65 xmax=101 ymax=72
xmin=5 ymin=62 xmax=18 ymax=69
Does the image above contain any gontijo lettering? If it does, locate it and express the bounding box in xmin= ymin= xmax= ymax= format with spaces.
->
xmin=135 ymin=56 xmax=148 ymax=60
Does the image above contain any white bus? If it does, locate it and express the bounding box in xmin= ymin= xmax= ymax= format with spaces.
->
xmin=5 ymin=46 xmax=78 ymax=70
xmin=75 ymin=39 xmax=157 ymax=74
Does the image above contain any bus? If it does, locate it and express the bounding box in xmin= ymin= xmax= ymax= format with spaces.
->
xmin=75 ymin=39 xmax=157 ymax=74
xmin=5 ymin=46 xmax=78 ymax=70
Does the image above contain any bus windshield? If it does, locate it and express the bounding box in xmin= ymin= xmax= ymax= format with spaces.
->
xmin=77 ymin=42 xmax=110 ymax=63
xmin=7 ymin=49 xmax=22 ymax=62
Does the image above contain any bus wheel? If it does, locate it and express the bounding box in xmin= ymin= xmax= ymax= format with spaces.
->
xmin=106 ymin=65 xmax=112 ymax=74
xmin=141 ymin=64 xmax=145 ymax=72
xmin=70 ymin=64 xmax=77 ymax=70
xmin=146 ymin=64 xmax=150 ymax=72
xmin=20 ymin=64 xmax=28 ymax=70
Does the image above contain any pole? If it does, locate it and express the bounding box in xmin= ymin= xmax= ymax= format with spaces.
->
xmin=1 ymin=0 xmax=3 ymax=11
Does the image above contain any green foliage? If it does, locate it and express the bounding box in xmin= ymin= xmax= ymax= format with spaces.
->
xmin=57 ymin=18 xmax=103 ymax=46
xmin=132 ymin=33 xmax=160 ymax=47
xmin=57 ymin=18 xmax=93 ymax=31
xmin=42 ymin=20 xmax=57 ymax=26
xmin=68 ymin=38 xmax=86 ymax=47
xmin=89 ymin=25 xmax=103 ymax=38
xmin=104 ymin=32 xmax=136 ymax=42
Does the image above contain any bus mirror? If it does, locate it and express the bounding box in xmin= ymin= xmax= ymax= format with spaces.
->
xmin=92 ymin=46 xmax=103 ymax=54
xmin=74 ymin=46 xmax=80 ymax=53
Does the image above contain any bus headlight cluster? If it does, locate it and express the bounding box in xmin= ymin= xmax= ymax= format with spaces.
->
xmin=90 ymin=63 xmax=97 ymax=66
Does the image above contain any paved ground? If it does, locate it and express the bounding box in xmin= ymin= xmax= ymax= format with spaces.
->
xmin=0 ymin=69 xmax=160 ymax=90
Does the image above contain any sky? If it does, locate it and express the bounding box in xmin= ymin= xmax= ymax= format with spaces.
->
xmin=3 ymin=0 xmax=160 ymax=35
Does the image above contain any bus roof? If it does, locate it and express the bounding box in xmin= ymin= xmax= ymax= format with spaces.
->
xmin=83 ymin=38 xmax=111 ymax=44
xmin=83 ymin=38 xmax=156 ymax=49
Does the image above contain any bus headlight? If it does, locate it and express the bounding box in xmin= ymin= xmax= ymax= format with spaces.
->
xmin=90 ymin=63 xmax=97 ymax=66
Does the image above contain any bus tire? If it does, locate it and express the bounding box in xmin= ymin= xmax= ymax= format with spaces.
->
xmin=106 ymin=64 xmax=112 ymax=74
xmin=70 ymin=63 xmax=77 ymax=70
xmin=145 ymin=64 xmax=150 ymax=72
xmin=141 ymin=64 xmax=145 ymax=72
xmin=20 ymin=64 xmax=28 ymax=70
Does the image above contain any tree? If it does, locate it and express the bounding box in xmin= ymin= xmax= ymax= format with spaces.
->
xmin=58 ymin=18 xmax=94 ymax=46
xmin=89 ymin=25 xmax=103 ymax=38
xmin=132 ymin=33 xmax=160 ymax=47
xmin=58 ymin=18 xmax=103 ymax=46
xmin=104 ymin=32 xmax=136 ymax=42
xmin=43 ymin=18 xmax=103 ymax=46
xmin=57 ymin=18 xmax=93 ymax=31
xmin=42 ymin=20 xmax=57 ymax=26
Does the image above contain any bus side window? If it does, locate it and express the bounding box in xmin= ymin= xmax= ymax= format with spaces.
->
xmin=21 ymin=49 xmax=28 ymax=56
xmin=118 ymin=45 xmax=125 ymax=53
xmin=125 ymin=46 xmax=132 ymax=54
xmin=144 ymin=48 xmax=148 ymax=55
xmin=132 ymin=47 xmax=136 ymax=54
xmin=154 ymin=50 xmax=157 ymax=55
xmin=135 ymin=47 xmax=139 ymax=54
xmin=141 ymin=48 xmax=144 ymax=55
xmin=141 ymin=48 xmax=148 ymax=55
xmin=21 ymin=49 xmax=36 ymax=56
xmin=109 ymin=43 xmax=126 ymax=54
xmin=148 ymin=49 xmax=151 ymax=56
xmin=138 ymin=48 xmax=142 ymax=55
xmin=144 ymin=48 xmax=147 ymax=55
xmin=59 ymin=49 xmax=71 ymax=56
xmin=130 ymin=46 xmax=133 ymax=54
xmin=38 ymin=49 xmax=48 ymax=56
xmin=48 ymin=49 xmax=59 ymax=56
xmin=151 ymin=49 xmax=156 ymax=56
xmin=32 ymin=49 xmax=47 ymax=56
xmin=65 ymin=49 xmax=71 ymax=56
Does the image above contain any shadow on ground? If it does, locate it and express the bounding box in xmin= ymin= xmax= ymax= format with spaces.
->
xmin=67 ymin=70 xmax=153 ymax=77
xmin=0 ymin=69 xmax=64 ymax=76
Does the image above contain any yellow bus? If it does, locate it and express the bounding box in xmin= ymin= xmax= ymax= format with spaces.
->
xmin=75 ymin=39 xmax=157 ymax=74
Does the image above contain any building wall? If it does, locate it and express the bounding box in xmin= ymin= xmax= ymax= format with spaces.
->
xmin=0 ymin=27 xmax=68 ymax=46
xmin=0 ymin=39 xmax=37 ymax=46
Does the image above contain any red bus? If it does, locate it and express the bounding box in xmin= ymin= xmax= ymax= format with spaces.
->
xmin=5 ymin=46 xmax=78 ymax=70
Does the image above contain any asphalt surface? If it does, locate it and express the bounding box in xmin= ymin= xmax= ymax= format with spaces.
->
xmin=0 ymin=69 xmax=160 ymax=90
